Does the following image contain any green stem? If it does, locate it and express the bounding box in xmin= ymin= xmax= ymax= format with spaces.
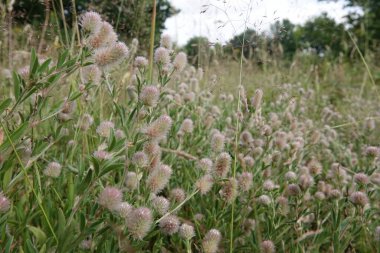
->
xmin=148 ymin=0 xmax=157 ymax=83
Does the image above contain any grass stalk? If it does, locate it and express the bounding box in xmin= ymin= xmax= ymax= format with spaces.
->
xmin=148 ymin=0 xmax=157 ymax=83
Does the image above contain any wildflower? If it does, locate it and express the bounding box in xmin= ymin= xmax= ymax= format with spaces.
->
xmin=196 ymin=174 xmax=214 ymax=195
xmin=127 ymin=207 xmax=153 ymax=240
xmin=152 ymin=196 xmax=170 ymax=215
xmin=211 ymin=132 xmax=225 ymax=152
xmin=354 ymin=173 xmax=370 ymax=185
xmin=93 ymin=150 xmax=111 ymax=160
xmin=146 ymin=164 xmax=172 ymax=194
xmin=140 ymin=85 xmax=160 ymax=107
xmin=79 ymin=113 xmax=94 ymax=130
xmin=238 ymin=172 xmax=253 ymax=192
xmin=365 ymin=146 xmax=380 ymax=157
xmin=329 ymin=189 xmax=342 ymax=199
xmin=159 ymin=215 xmax=180 ymax=235
xmin=315 ymin=191 xmax=326 ymax=200
xmin=96 ymin=121 xmax=114 ymax=137
xmin=94 ymin=42 xmax=129 ymax=69
xmin=0 ymin=192 xmax=11 ymax=213
xmin=263 ymin=180 xmax=276 ymax=191
xmin=86 ymin=21 xmax=117 ymax=49
xmin=79 ymin=11 xmax=102 ymax=33
xmin=349 ymin=191 xmax=369 ymax=207
xmin=170 ymin=188 xmax=186 ymax=203
xmin=287 ymin=184 xmax=301 ymax=196
xmin=132 ymin=151 xmax=148 ymax=167
xmin=81 ymin=65 xmax=101 ymax=85
xmin=173 ymin=52 xmax=187 ymax=71
xmin=98 ymin=187 xmax=122 ymax=211
xmin=142 ymin=115 xmax=172 ymax=140
xmin=219 ymin=178 xmax=238 ymax=204
xmin=160 ymin=34 xmax=172 ymax=50
xmin=202 ymin=229 xmax=222 ymax=253
xmin=178 ymin=119 xmax=193 ymax=134
xmin=257 ymin=195 xmax=271 ymax=206
xmin=213 ymin=152 xmax=231 ymax=178
xmin=179 ymin=224 xmax=195 ymax=240
xmin=154 ymin=47 xmax=170 ymax=65
xmin=125 ymin=172 xmax=139 ymax=191
xmin=134 ymin=56 xmax=149 ymax=68
xmin=115 ymin=129 xmax=125 ymax=139
xmin=261 ymin=240 xmax=276 ymax=253
xmin=43 ymin=162 xmax=62 ymax=178
xmin=116 ymin=202 xmax=132 ymax=218
xmin=243 ymin=219 xmax=256 ymax=235
xmin=251 ymin=89 xmax=263 ymax=110
xmin=79 ymin=239 xmax=92 ymax=250
xmin=284 ymin=171 xmax=297 ymax=181
xmin=198 ymin=158 xmax=212 ymax=173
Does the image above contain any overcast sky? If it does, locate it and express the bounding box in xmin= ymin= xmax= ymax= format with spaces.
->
xmin=164 ymin=0 xmax=356 ymax=45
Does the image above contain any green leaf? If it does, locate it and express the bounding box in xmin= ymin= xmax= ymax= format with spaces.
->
xmin=29 ymin=48 xmax=39 ymax=78
xmin=12 ymin=71 xmax=22 ymax=100
xmin=4 ymin=236 xmax=13 ymax=253
xmin=27 ymin=225 xmax=47 ymax=244
xmin=0 ymin=122 xmax=29 ymax=153
xmin=0 ymin=98 xmax=12 ymax=115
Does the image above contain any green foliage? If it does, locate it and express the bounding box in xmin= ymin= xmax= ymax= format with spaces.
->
xmin=11 ymin=0 xmax=178 ymax=49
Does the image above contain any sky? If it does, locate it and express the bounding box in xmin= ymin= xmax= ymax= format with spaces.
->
xmin=164 ymin=0 xmax=357 ymax=46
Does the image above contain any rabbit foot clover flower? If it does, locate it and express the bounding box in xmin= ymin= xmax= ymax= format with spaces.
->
xmin=43 ymin=162 xmax=62 ymax=178
xmin=159 ymin=215 xmax=180 ymax=235
xmin=98 ymin=187 xmax=122 ymax=211
xmin=0 ymin=192 xmax=11 ymax=213
xmin=202 ymin=229 xmax=222 ymax=253
xmin=127 ymin=207 xmax=153 ymax=240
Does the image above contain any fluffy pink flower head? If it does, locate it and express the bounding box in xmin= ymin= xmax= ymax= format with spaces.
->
xmin=159 ymin=214 xmax=180 ymax=235
xmin=0 ymin=192 xmax=11 ymax=213
xmin=154 ymin=47 xmax=170 ymax=65
xmin=43 ymin=162 xmax=62 ymax=178
xmin=79 ymin=11 xmax=102 ymax=33
xmin=86 ymin=21 xmax=117 ymax=49
xmin=98 ymin=186 xmax=122 ymax=211
xmin=140 ymin=85 xmax=160 ymax=107
xmin=213 ymin=152 xmax=231 ymax=178
xmin=202 ymin=229 xmax=222 ymax=253
xmin=146 ymin=164 xmax=172 ymax=194
xmin=142 ymin=115 xmax=172 ymax=140
xmin=173 ymin=52 xmax=187 ymax=71
xmin=127 ymin=207 xmax=153 ymax=240
xmin=94 ymin=42 xmax=129 ymax=69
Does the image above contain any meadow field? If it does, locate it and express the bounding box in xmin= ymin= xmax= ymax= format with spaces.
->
xmin=0 ymin=1 xmax=380 ymax=252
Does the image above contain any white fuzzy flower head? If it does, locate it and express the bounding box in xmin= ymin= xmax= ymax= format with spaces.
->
xmin=160 ymin=34 xmax=172 ymax=50
xmin=127 ymin=207 xmax=153 ymax=240
xmin=152 ymin=196 xmax=170 ymax=215
xmin=94 ymin=42 xmax=129 ymax=69
xmin=0 ymin=192 xmax=11 ymax=213
xmin=80 ymin=11 xmax=102 ymax=33
xmin=81 ymin=65 xmax=101 ymax=85
xmin=44 ymin=162 xmax=62 ymax=178
xmin=154 ymin=47 xmax=170 ymax=65
xmin=96 ymin=121 xmax=114 ymax=138
xmin=140 ymin=85 xmax=160 ymax=107
xmin=134 ymin=56 xmax=149 ymax=68
xmin=86 ymin=21 xmax=117 ymax=49
xmin=202 ymin=229 xmax=222 ymax=253
xmin=173 ymin=52 xmax=187 ymax=71
xmin=179 ymin=223 xmax=195 ymax=240
xmin=159 ymin=214 xmax=180 ymax=235
xmin=98 ymin=187 xmax=122 ymax=211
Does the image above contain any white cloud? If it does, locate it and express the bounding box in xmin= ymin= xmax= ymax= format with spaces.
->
xmin=164 ymin=0 xmax=356 ymax=45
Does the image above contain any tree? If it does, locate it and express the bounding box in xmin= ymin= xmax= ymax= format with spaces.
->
xmin=184 ymin=36 xmax=211 ymax=66
xmin=270 ymin=19 xmax=297 ymax=59
xmin=11 ymin=0 xmax=178 ymax=50
xmin=295 ymin=13 xmax=346 ymax=57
